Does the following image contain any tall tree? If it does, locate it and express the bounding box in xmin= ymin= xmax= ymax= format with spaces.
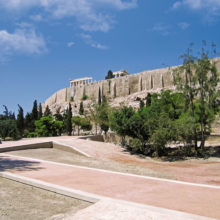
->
xmin=79 ymin=101 xmax=84 ymax=115
xmin=35 ymin=116 xmax=63 ymax=137
xmin=98 ymin=87 xmax=102 ymax=105
xmin=146 ymin=93 xmax=152 ymax=106
xmin=2 ymin=105 xmax=15 ymax=120
xmin=38 ymin=103 xmax=43 ymax=119
xmin=24 ymin=112 xmax=32 ymax=132
xmin=3 ymin=105 xmax=9 ymax=119
xmin=96 ymin=96 xmax=110 ymax=134
xmin=174 ymin=45 xmax=219 ymax=151
xmin=105 ymin=70 xmax=114 ymax=80
xmin=65 ymin=103 xmax=72 ymax=136
xmin=44 ymin=105 xmax=52 ymax=116
xmin=32 ymin=100 xmax=38 ymax=121
xmin=54 ymin=108 xmax=63 ymax=121
xmin=72 ymin=116 xmax=92 ymax=136
xmin=17 ymin=105 xmax=24 ymax=136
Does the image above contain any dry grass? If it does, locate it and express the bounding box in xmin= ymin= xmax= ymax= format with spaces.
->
xmin=0 ymin=177 xmax=91 ymax=220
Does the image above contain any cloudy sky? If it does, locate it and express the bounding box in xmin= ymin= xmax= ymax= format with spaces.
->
xmin=0 ymin=0 xmax=220 ymax=113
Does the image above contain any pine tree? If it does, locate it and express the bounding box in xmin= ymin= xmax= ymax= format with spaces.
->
xmin=32 ymin=100 xmax=38 ymax=121
xmin=54 ymin=108 xmax=63 ymax=121
xmin=79 ymin=101 xmax=84 ymax=115
xmin=98 ymin=87 xmax=102 ymax=105
xmin=105 ymin=70 xmax=114 ymax=79
xmin=17 ymin=105 xmax=24 ymax=136
xmin=139 ymin=100 xmax=145 ymax=109
xmin=3 ymin=105 xmax=9 ymax=119
xmin=66 ymin=103 xmax=72 ymax=136
xmin=24 ymin=112 xmax=32 ymax=132
xmin=38 ymin=103 xmax=43 ymax=119
xmin=44 ymin=105 xmax=52 ymax=116
xmin=146 ymin=93 xmax=152 ymax=106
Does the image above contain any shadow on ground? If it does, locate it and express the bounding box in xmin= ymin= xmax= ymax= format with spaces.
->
xmin=0 ymin=155 xmax=43 ymax=172
xmin=121 ymin=145 xmax=220 ymax=162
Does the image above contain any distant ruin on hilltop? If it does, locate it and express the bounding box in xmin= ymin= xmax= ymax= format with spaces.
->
xmin=42 ymin=58 xmax=220 ymax=114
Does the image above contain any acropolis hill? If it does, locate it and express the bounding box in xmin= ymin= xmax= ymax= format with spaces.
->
xmin=42 ymin=58 xmax=220 ymax=115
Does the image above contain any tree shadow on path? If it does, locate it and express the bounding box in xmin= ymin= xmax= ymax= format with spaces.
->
xmin=0 ymin=155 xmax=43 ymax=172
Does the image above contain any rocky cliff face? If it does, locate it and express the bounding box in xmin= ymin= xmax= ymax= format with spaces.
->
xmin=42 ymin=58 xmax=220 ymax=116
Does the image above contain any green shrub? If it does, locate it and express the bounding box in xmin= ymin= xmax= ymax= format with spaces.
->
xmin=27 ymin=132 xmax=38 ymax=138
xmin=82 ymin=94 xmax=88 ymax=100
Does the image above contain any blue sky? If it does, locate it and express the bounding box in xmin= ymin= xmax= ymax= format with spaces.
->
xmin=0 ymin=0 xmax=220 ymax=114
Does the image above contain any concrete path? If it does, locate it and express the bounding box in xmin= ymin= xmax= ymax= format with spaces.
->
xmin=0 ymin=153 xmax=219 ymax=219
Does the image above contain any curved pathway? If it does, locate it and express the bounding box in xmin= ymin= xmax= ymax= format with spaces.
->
xmin=0 ymin=153 xmax=220 ymax=219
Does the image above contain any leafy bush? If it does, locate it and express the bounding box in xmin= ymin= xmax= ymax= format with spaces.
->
xmin=35 ymin=116 xmax=63 ymax=137
xmin=0 ymin=119 xmax=20 ymax=140
xmin=27 ymin=132 xmax=38 ymax=138
xmin=72 ymin=116 xmax=92 ymax=135
xmin=82 ymin=94 xmax=88 ymax=100
xmin=70 ymin=96 xmax=74 ymax=102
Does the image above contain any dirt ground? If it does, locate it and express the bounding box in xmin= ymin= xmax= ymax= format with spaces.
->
xmin=1 ymin=137 xmax=220 ymax=219
xmin=7 ymin=148 xmax=175 ymax=179
xmin=0 ymin=177 xmax=91 ymax=220
xmin=7 ymin=145 xmax=220 ymax=186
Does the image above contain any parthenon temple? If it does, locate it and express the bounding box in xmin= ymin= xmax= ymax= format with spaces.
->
xmin=70 ymin=77 xmax=93 ymax=88
xmin=113 ymin=70 xmax=129 ymax=78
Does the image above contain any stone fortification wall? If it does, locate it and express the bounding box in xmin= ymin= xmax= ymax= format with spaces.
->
xmin=71 ymin=65 xmax=174 ymax=102
xmin=42 ymin=88 xmax=70 ymax=111
xmin=43 ymin=58 xmax=220 ymax=114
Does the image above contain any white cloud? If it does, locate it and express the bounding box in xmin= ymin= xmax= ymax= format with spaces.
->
xmin=0 ymin=26 xmax=47 ymax=58
xmin=67 ymin=42 xmax=75 ymax=47
xmin=178 ymin=22 xmax=190 ymax=30
xmin=81 ymin=33 xmax=108 ymax=49
xmin=172 ymin=0 xmax=220 ymax=11
xmin=152 ymin=23 xmax=171 ymax=36
xmin=172 ymin=1 xmax=182 ymax=9
xmin=30 ymin=14 xmax=43 ymax=22
xmin=0 ymin=0 xmax=137 ymax=32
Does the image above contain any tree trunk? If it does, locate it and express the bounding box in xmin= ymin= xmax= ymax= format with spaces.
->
xmin=95 ymin=123 xmax=97 ymax=135
xmin=78 ymin=126 xmax=80 ymax=136
xmin=200 ymin=122 xmax=205 ymax=150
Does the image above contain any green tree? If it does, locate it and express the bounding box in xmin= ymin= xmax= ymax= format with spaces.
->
xmin=72 ymin=116 xmax=81 ymax=136
xmin=128 ymin=108 xmax=150 ymax=152
xmin=105 ymin=70 xmax=114 ymax=80
xmin=80 ymin=117 xmax=92 ymax=132
xmin=109 ymin=106 xmax=135 ymax=145
xmin=0 ymin=119 xmax=19 ymax=140
xmin=87 ymin=104 xmax=99 ymax=135
xmin=44 ymin=105 xmax=52 ymax=116
xmin=35 ymin=116 xmax=63 ymax=137
xmin=64 ymin=103 xmax=72 ymax=136
xmin=96 ymin=96 xmax=110 ymax=134
xmin=2 ymin=105 xmax=9 ymax=119
xmin=2 ymin=105 xmax=15 ymax=120
xmin=98 ymin=87 xmax=102 ymax=105
xmin=54 ymin=108 xmax=63 ymax=121
xmin=32 ymin=100 xmax=38 ymax=121
xmin=174 ymin=46 xmax=220 ymax=151
xmin=146 ymin=93 xmax=152 ymax=106
xmin=139 ymin=100 xmax=145 ymax=109
xmin=16 ymin=105 xmax=24 ymax=136
xmin=79 ymin=101 xmax=84 ymax=115
xmin=38 ymin=103 xmax=43 ymax=119
xmin=72 ymin=116 xmax=92 ymax=136
xmin=24 ymin=112 xmax=32 ymax=133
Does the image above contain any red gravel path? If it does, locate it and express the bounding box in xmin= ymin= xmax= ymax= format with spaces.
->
xmin=1 ymin=153 xmax=220 ymax=219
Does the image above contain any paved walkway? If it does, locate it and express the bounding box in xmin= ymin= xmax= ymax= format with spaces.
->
xmin=0 ymin=153 xmax=220 ymax=219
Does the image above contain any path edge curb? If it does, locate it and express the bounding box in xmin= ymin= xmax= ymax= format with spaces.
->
xmin=0 ymin=171 xmax=98 ymax=204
